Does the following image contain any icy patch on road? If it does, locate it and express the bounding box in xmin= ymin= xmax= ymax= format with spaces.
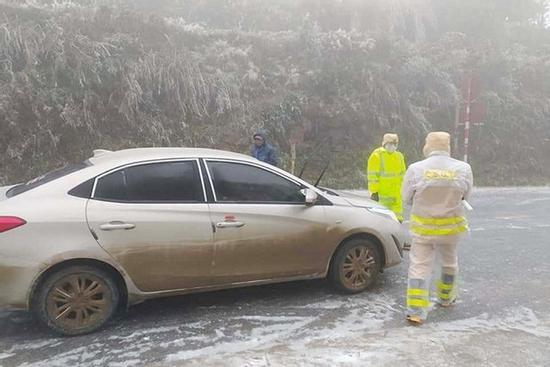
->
xmin=5 ymin=338 xmax=63 ymax=353
xmin=0 ymin=352 xmax=15 ymax=360
xmin=18 ymin=344 xmax=106 ymax=367
xmin=166 ymin=316 xmax=315 ymax=362
xmin=108 ymin=360 xmax=142 ymax=367
xmin=517 ymin=197 xmax=550 ymax=206
xmin=179 ymin=306 xmax=550 ymax=366
xmin=473 ymin=186 xmax=550 ymax=193
xmin=470 ymin=227 xmax=485 ymax=231
xmin=429 ymin=307 xmax=550 ymax=338
xmin=107 ymin=325 xmax=184 ymax=341
xmin=1 ymin=293 xmax=399 ymax=366
xmin=166 ymin=294 xmax=399 ymax=363
xmin=505 ymin=224 xmax=530 ymax=230
xmin=236 ymin=315 xmax=310 ymax=322
xmin=3 ymin=299 xmax=550 ymax=367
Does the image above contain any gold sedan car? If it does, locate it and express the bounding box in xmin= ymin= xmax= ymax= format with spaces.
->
xmin=0 ymin=148 xmax=406 ymax=335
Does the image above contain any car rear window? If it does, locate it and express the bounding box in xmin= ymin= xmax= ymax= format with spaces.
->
xmin=6 ymin=161 xmax=91 ymax=198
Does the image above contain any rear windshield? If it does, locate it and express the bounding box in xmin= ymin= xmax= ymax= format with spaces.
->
xmin=6 ymin=161 xmax=92 ymax=198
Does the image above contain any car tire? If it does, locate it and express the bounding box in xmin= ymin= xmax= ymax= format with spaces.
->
xmin=329 ymin=238 xmax=382 ymax=294
xmin=33 ymin=265 xmax=120 ymax=336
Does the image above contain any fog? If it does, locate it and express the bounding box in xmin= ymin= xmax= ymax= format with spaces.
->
xmin=1 ymin=0 xmax=549 ymax=187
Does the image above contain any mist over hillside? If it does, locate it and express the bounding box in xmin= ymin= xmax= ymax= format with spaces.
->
xmin=1 ymin=0 xmax=549 ymax=187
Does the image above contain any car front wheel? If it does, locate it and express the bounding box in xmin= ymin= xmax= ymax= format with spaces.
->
xmin=329 ymin=238 xmax=382 ymax=294
xmin=33 ymin=265 xmax=119 ymax=336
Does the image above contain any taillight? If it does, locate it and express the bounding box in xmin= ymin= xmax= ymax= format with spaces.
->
xmin=0 ymin=216 xmax=27 ymax=233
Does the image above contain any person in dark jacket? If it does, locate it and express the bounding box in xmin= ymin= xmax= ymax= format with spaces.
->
xmin=250 ymin=132 xmax=278 ymax=166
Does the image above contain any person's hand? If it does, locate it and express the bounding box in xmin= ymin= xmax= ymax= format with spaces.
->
xmin=371 ymin=192 xmax=379 ymax=201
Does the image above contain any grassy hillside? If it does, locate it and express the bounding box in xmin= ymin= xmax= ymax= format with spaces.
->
xmin=1 ymin=0 xmax=549 ymax=187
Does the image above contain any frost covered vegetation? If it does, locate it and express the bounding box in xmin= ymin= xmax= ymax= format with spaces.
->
xmin=0 ymin=0 xmax=549 ymax=187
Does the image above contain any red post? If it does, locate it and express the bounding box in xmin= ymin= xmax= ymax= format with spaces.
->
xmin=454 ymin=97 xmax=460 ymax=157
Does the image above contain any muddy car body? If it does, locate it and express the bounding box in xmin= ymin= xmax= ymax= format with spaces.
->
xmin=0 ymin=148 xmax=407 ymax=335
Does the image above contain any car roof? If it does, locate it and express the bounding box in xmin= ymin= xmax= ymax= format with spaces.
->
xmin=89 ymin=147 xmax=255 ymax=166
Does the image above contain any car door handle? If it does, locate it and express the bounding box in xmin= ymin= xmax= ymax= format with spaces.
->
xmin=99 ymin=222 xmax=136 ymax=231
xmin=216 ymin=221 xmax=245 ymax=229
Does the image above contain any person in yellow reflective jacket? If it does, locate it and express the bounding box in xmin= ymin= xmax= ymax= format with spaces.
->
xmin=366 ymin=133 xmax=406 ymax=221
xmin=401 ymin=132 xmax=473 ymax=325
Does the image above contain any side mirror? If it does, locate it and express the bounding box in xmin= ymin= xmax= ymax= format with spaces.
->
xmin=303 ymin=188 xmax=318 ymax=206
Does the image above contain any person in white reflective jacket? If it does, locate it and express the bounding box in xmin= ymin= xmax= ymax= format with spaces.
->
xmin=401 ymin=132 xmax=474 ymax=325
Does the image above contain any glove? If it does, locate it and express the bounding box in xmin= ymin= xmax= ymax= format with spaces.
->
xmin=371 ymin=192 xmax=379 ymax=201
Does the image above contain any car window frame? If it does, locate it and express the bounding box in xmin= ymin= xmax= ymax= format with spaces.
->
xmin=203 ymin=159 xmax=308 ymax=205
xmin=90 ymin=158 xmax=207 ymax=204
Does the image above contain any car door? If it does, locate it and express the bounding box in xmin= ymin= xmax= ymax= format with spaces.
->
xmin=204 ymin=159 xmax=336 ymax=284
xmin=86 ymin=159 xmax=214 ymax=292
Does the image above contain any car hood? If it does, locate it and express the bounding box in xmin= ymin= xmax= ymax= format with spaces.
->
xmin=322 ymin=188 xmax=384 ymax=209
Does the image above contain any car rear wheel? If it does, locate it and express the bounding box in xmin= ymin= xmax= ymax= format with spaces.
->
xmin=329 ymin=238 xmax=382 ymax=294
xmin=33 ymin=265 xmax=119 ymax=336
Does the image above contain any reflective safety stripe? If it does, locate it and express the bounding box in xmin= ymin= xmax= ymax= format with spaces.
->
xmin=437 ymin=279 xmax=456 ymax=301
xmin=437 ymin=281 xmax=454 ymax=291
xmin=423 ymin=169 xmax=457 ymax=181
xmin=410 ymin=214 xmax=468 ymax=236
xmin=368 ymin=172 xmax=403 ymax=179
xmin=410 ymin=224 xmax=468 ymax=236
xmin=367 ymin=171 xmax=380 ymax=183
xmin=411 ymin=215 xmax=466 ymax=226
xmin=407 ymin=298 xmax=429 ymax=308
xmin=407 ymin=289 xmax=429 ymax=297
xmin=407 ymin=286 xmax=429 ymax=308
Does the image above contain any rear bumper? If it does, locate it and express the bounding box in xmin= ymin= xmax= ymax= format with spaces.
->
xmin=0 ymin=257 xmax=42 ymax=310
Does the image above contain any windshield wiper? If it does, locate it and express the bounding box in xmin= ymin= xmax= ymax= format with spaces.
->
xmin=314 ymin=162 xmax=330 ymax=187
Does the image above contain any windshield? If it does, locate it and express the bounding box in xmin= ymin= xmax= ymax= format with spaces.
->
xmin=6 ymin=161 xmax=92 ymax=198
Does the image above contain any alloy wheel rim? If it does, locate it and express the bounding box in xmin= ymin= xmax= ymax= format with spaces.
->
xmin=46 ymin=274 xmax=111 ymax=330
xmin=341 ymin=246 xmax=376 ymax=290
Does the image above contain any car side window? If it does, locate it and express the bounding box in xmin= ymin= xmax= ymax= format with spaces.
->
xmin=95 ymin=170 xmax=127 ymax=201
xmin=94 ymin=161 xmax=204 ymax=202
xmin=207 ymin=161 xmax=304 ymax=203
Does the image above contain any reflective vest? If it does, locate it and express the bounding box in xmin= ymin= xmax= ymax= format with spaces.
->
xmin=366 ymin=147 xmax=406 ymax=219
xmin=402 ymin=152 xmax=473 ymax=237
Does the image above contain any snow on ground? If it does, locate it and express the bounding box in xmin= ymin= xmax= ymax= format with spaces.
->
xmin=166 ymin=306 xmax=550 ymax=367
xmin=5 ymin=294 xmax=550 ymax=367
